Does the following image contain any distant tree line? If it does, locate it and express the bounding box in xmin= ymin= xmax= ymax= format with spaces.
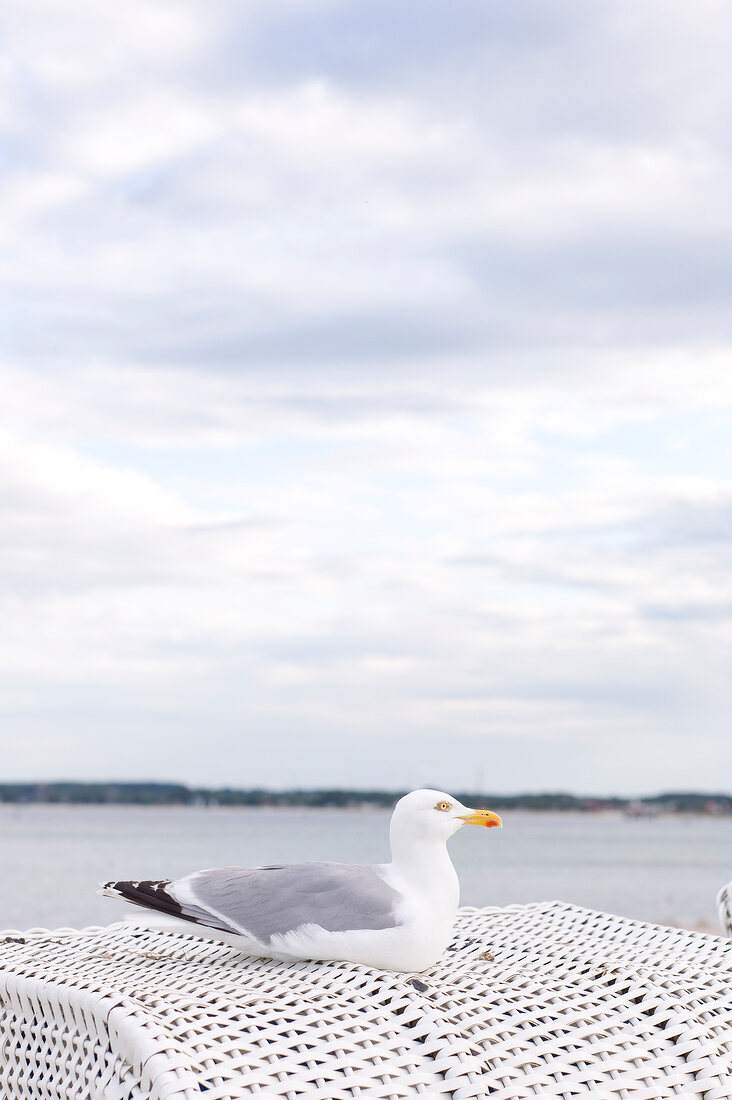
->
xmin=0 ymin=782 xmax=730 ymax=814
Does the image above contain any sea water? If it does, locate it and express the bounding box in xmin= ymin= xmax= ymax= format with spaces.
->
xmin=0 ymin=803 xmax=730 ymax=933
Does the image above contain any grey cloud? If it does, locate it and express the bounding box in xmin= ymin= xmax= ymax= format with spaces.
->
xmin=7 ymin=5 xmax=732 ymax=387
xmin=8 ymin=290 xmax=487 ymax=378
xmin=423 ymin=676 xmax=683 ymax=711
xmin=163 ymin=310 xmax=485 ymax=370
xmin=645 ymin=499 xmax=732 ymax=548
xmin=642 ymin=602 xmax=732 ymax=624
xmin=455 ymin=232 xmax=732 ymax=344
xmin=201 ymin=0 xmax=732 ymax=160
xmin=205 ymin=2 xmax=637 ymax=130
xmin=202 ymin=1 xmax=570 ymax=91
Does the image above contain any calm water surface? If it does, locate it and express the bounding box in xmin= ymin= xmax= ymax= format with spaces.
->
xmin=0 ymin=804 xmax=729 ymax=933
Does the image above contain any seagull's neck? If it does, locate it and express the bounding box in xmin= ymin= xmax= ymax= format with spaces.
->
xmin=388 ymin=824 xmax=458 ymax=897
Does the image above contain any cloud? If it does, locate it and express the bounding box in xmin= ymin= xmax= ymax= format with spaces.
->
xmin=7 ymin=1 xmax=732 ymax=375
xmin=2 ymin=0 xmax=732 ymax=792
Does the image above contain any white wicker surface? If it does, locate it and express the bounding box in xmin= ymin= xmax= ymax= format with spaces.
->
xmin=1 ymin=901 xmax=731 ymax=1099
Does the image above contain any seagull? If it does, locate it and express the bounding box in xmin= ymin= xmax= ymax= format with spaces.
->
xmin=100 ymin=789 xmax=502 ymax=972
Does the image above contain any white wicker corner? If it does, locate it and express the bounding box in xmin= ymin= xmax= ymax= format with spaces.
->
xmin=1 ymin=902 xmax=731 ymax=1099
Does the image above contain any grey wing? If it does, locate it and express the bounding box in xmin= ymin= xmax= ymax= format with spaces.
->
xmin=172 ymin=862 xmax=402 ymax=944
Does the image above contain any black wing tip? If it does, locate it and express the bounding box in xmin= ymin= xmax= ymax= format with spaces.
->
xmin=100 ymin=878 xmax=235 ymax=936
xmin=101 ymin=879 xmax=185 ymax=919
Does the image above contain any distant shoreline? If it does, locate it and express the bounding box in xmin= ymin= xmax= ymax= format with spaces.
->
xmin=1 ymin=783 xmax=731 ymax=816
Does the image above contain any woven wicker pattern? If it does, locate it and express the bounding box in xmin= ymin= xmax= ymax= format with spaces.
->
xmin=1 ymin=902 xmax=731 ymax=1099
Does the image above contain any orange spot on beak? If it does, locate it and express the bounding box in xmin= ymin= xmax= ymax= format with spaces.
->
xmin=460 ymin=809 xmax=503 ymax=828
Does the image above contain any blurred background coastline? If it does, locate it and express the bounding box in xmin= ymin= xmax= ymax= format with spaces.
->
xmin=1 ymin=782 xmax=730 ymax=816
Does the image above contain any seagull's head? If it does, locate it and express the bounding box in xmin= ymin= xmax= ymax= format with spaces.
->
xmin=391 ymin=788 xmax=502 ymax=843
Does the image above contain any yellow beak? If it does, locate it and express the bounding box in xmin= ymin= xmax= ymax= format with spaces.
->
xmin=459 ymin=808 xmax=503 ymax=828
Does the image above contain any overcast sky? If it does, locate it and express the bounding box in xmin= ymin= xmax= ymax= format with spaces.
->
xmin=3 ymin=0 xmax=732 ymax=795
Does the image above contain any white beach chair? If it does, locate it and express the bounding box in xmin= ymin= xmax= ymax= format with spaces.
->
xmin=1 ymin=902 xmax=732 ymax=1098
xmin=718 ymin=881 xmax=732 ymax=936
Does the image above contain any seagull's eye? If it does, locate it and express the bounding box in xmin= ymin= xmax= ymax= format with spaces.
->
xmin=435 ymin=800 xmax=452 ymax=812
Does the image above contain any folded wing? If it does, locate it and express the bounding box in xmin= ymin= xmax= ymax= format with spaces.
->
xmin=102 ymin=862 xmax=401 ymax=944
